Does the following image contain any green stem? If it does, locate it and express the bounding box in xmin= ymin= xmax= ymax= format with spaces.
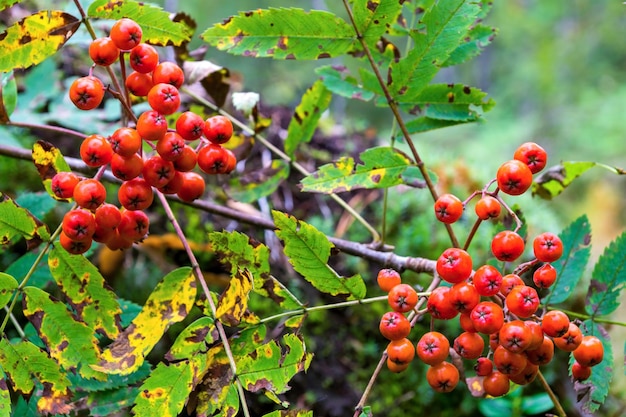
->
xmin=181 ymin=86 xmax=381 ymax=243
xmin=4 ymin=306 xmax=25 ymax=339
xmin=260 ymin=294 xmax=398 ymax=324
xmin=546 ymin=307 xmax=626 ymax=327
xmin=536 ymin=370 xmax=567 ymax=417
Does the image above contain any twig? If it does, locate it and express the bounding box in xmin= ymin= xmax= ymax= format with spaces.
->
xmin=536 ymin=370 xmax=567 ymax=417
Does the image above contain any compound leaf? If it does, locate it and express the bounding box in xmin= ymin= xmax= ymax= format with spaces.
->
xmin=273 ymin=211 xmax=366 ymax=300
xmin=88 ymin=0 xmax=192 ymax=46
xmin=388 ymin=0 xmax=480 ymax=102
xmin=0 ymin=272 xmax=17 ymax=309
xmin=93 ymin=267 xmax=196 ymax=375
xmin=0 ymin=10 xmax=80 ymax=72
xmin=0 ymin=338 xmax=72 ymax=415
xmin=201 ymin=8 xmax=356 ymax=60
xmin=208 ymin=230 xmax=301 ymax=309
xmin=570 ymin=321 xmax=613 ymax=414
xmin=544 ymin=215 xmax=592 ymax=305
xmin=351 ymin=0 xmax=403 ymax=40
xmin=0 ymin=192 xmax=49 ymax=249
xmin=300 ymin=147 xmax=414 ymax=194
xmin=586 ymin=231 xmax=626 ymax=317
xmin=285 ymin=80 xmax=332 ymax=157
xmin=23 ymin=286 xmax=105 ymax=381
xmin=238 ymin=333 xmax=312 ymax=404
xmin=48 ymin=245 xmax=121 ymax=339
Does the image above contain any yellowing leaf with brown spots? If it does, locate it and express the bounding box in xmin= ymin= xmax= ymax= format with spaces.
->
xmin=93 ymin=267 xmax=196 ymax=375
xmin=0 ymin=10 xmax=80 ymax=72
xmin=216 ymin=268 xmax=254 ymax=326
xmin=193 ymin=344 xmax=235 ymax=417
xmin=48 ymin=245 xmax=121 ymax=339
xmin=32 ymin=140 xmax=72 ymax=202
xmin=0 ymin=192 xmax=50 ymax=249
xmin=23 ymin=287 xmax=105 ymax=381
xmin=0 ymin=338 xmax=73 ymax=415
xmin=300 ymin=146 xmax=416 ymax=194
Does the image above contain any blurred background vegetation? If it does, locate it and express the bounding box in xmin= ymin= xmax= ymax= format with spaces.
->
xmin=1 ymin=0 xmax=625 ymax=416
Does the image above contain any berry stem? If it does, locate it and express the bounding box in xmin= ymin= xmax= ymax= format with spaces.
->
xmin=536 ymin=370 xmax=567 ymax=417
xmin=181 ymin=86 xmax=382 ymax=244
xmin=463 ymin=218 xmax=483 ymax=251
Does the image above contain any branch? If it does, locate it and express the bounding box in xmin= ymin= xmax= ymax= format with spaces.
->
xmin=0 ymin=143 xmax=437 ymax=275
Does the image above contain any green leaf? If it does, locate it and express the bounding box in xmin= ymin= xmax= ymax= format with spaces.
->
xmin=351 ymin=0 xmax=403 ymax=40
xmin=227 ymin=160 xmax=290 ymax=203
xmin=0 ymin=273 xmax=17 ymax=309
xmin=93 ymin=267 xmax=196 ymax=375
xmin=201 ymin=8 xmax=356 ymax=60
xmin=0 ymin=71 xmax=17 ymax=123
xmin=544 ymin=215 xmax=592 ymax=305
xmin=285 ymin=80 xmax=332 ymax=157
xmin=11 ymin=396 xmax=38 ymax=417
xmin=404 ymin=117 xmax=467 ymax=134
xmin=16 ymin=191 xmax=57 ymax=220
xmin=6 ymin=250 xmax=52 ymax=294
xmin=533 ymin=161 xmax=626 ymax=199
xmin=0 ymin=338 xmax=72 ymax=415
xmin=315 ymin=65 xmax=375 ymax=101
xmin=48 ymin=245 xmax=121 ymax=339
xmin=520 ymin=393 xmax=554 ymax=415
xmin=32 ymin=140 xmax=72 ymax=202
xmin=444 ymin=23 xmax=497 ymax=67
xmin=133 ymin=357 xmax=207 ymax=417
xmin=216 ymin=268 xmax=254 ymax=326
xmin=396 ymin=83 xmax=495 ymax=121
xmin=238 ymin=333 xmax=313 ymax=404
xmin=273 ymin=211 xmax=366 ymax=299
xmin=22 ymin=287 xmax=105 ymax=381
xmin=388 ymin=0 xmax=480 ymax=101
xmin=166 ymin=317 xmax=215 ymax=362
xmin=88 ymin=0 xmax=192 ymax=46
xmin=0 ymin=1 xmax=23 ymax=12
xmin=208 ymin=230 xmax=301 ymax=309
xmin=0 ymin=370 xmax=10 ymax=416
xmin=585 ymin=231 xmax=626 ymax=316
xmin=67 ymin=362 xmax=151 ymax=393
xmin=570 ymin=321 xmax=613 ymax=414
xmin=87 ymin=386 xmax=139 ymax=417
xmin=0 ymin=11 xmax=80 ymax=72
xmin=0 ymin=192 xmax=50 ymax=249
xmin=300 ymin=146 xmax=414 ymax=194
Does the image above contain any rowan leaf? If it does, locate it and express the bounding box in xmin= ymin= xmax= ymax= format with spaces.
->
xmin=533 ymin=161 xmax=626 ymax=199
xmin=285 ymin=80 xmax=332 ymax=157
xmin=404 ymin=117 xmax=466 ymax=134
xmin=31 ymin=140 xmax=72 ymax=202
xmin=133 ymin=357 xmax=208 ymax=417
xmin=208 ymin=230 xmax=301 ymax=309
xmin=215 ymin=268 xmax=254 ymax=326
xmin=351 ymin=0 xmax=403 ymax=40
xmin=570 ymin=321 xmax=613 ymax=414
xmin=93 ymin=267 xmax=196 ymax=375
xmin=0 ymin=10 xmax=80 ymax=72
xmin=0 ymin=272 xmax=17 ymax=309
xmin=238 ymin=333 xmax=312 ymax=404
xmin=201 ymin=8 xmax=356 ymax=60
xmin=86 ymin=386 xmax=140 ymax=417
xmin=227 ymin=160 xmax=290 ymax=203
xmin=0 ymin=192 xmax=49 ymax=249
xmin=88 ymin=0 xmax=192 ymax=46
xmin=300 ymin=147 xmax=415 ymax=194
xmin=0 ymin=71 xmax=17 ymax=123
xmin=0 ymin=370 xmax=10 ymax=416
xmin=67 ymin=361 xmax=151 ymax=393
xmin=397 ymin=83 xmax=495 ymax=121
xmin=388 ymin=0 xmax=480 ymax=101
xmin=0 ymin=338 xmax=72 ymax=415
xmin=443 ymin=23 xmax=497 ymax=67
xmin=315 ymin=65 xmax=375 ymax=102
xmin=193 ymin=344 xmax=234 ymax=417
xmin=586 ymin=231 xmax=626 ymax=317
xmin=543 ymin=215 xmax=591 ymax=305
xmin=273 ymin=211 xmax=366 ymax=300
xmin=48 ymin=245 xmax=121 ymax=339
xmin=23 ymin=286 xmax=105 ymax=381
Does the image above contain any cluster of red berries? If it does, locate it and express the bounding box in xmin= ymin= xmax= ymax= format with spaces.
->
xmin=378 ymin=142 xmax=604 ymax=397
xmin=54 ymin=18 xmax=237 ymax=254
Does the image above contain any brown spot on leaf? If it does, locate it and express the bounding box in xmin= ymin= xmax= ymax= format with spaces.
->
xmin=317 ymin=52 xmax=331 ymax=59
xmin=286 ymin=53 xmax=295 ymax=60
xmin=277 ymin=36 xmax=288 ymax=50
xmin=247 ymin=377 xmax=275 ymax=393
xmin=367 ymin=1 xmax=379 ymax=12
xmin=463 ymin=86 xmax=471 ymax=94
xmin=371 ymin=174 xmax=382 ymax=183
xmin=19 ymin=34 xmax=32 ymax=44
xmin=447 ymin=92 xmax=455 ymax=103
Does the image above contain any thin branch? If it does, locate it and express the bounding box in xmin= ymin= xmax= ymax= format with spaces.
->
xmin=536 ymin=370 xmax=567 ymax=417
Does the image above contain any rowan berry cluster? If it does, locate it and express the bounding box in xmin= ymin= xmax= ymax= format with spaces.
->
xmin=53 ymin=18 xmax=236 ymax=254
xmin=378 ymin=142 xmax=604 ymax=397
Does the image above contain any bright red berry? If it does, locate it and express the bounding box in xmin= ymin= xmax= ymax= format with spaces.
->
xmin=434 ymin=193 xmax=463 ymax=224
xmin=491 ymin=230 xmax=525 ymax=262
xmin=514 ymin=142 xmax=547 ymax=174
xmin=496 ymin=159 xmax=533 ymax=196
xmin=110 ymin=18 xmax=142 ymax=51
xmin=533 ymin=232 xmax=563 ymax=263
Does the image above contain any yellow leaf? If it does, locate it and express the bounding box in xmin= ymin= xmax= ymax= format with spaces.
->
xmin=216 ymin=268 xmax=253 ymax=326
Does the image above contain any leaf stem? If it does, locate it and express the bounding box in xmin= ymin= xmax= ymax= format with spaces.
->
xmin=545 ymin=307 xmax=626 ymax=327
xmin=341 ymin=0 xmax=459 ymax=249
xmin=181 ymin=86 xmax=382 ymax=243
xmin=536 ymin=370 xmax=567 ymax=417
